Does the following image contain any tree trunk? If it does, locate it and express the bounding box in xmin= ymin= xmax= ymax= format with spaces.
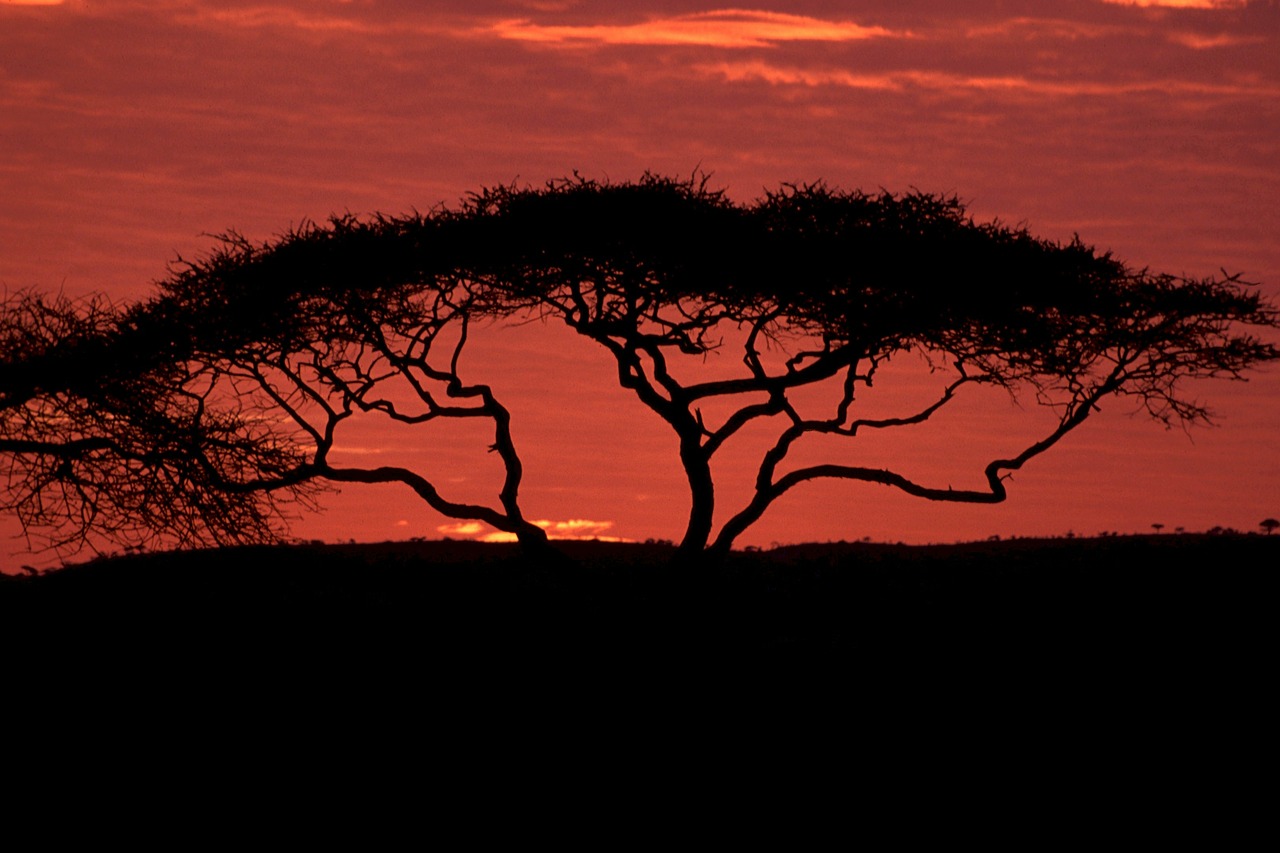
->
xmin=674 ymin=433 xmax=715 ymax=563
xmin=512 ymin=518 xmax=559 ymax=559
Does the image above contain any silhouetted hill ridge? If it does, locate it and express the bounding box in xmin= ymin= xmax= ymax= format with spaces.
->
xmin=4 ymin=534 xmax=1271 ymax=666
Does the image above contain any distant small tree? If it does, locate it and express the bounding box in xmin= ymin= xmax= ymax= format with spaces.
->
xmin=1152 ymin=523 xmax=1165 ymax=534
xmin=2 ymin=174 xmax=1278 ymax=560
xmin=1261 ymin=518 xmax=1280 ymax=536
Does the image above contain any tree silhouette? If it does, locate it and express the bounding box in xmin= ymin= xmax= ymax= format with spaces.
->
xmin=1261 ymin=518 xmax=1279 ymax=536
xmin=1 ymin=288 xmax=317 ymax=552
xmin=464 ymin=175 xmax=1280 ymax=558
xmin=2 ymin=174 xmax=1277 ymax=559
xmin=2 ymin=219 xmax=550 ymax=554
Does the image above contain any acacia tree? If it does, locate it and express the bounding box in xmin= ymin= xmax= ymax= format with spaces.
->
xmin=0 ymin=287 xmax=317 ymax=553
xmin=457 ymin=175 xmax=1280 ymax=559
xmin=153 ymin=219 xmax=551 ymax=551
xmin=1 ymin=215 xmax=550 ymax=555
xmin=2 ymin=174 xmax=1277 ymax=559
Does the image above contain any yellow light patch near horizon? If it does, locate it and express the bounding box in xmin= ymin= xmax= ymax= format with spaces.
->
xmin=438 ymin=518 xmax=625 ymax=543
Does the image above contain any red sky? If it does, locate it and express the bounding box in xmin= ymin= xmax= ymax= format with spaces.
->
xmin=3 ymin=0 xmax=1278 ymax=562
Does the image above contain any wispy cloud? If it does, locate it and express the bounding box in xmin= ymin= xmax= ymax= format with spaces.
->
xmin=1099 ymin=0 xmax=1246 ymax=8
xmin=696 ymin=60 xmax=1280 ymax=99
xmin=1167 ymin=30 xmax=1266 ymax=48
xmin=962 ymin=16 xmax=1127 ymax=41
xmin=490 ymin=9 xmax=904 ymax=48
xmin=177 ymin=4 xmax=384 ymax=34
xmin=696 ymin=61 xmax=900 ymax=90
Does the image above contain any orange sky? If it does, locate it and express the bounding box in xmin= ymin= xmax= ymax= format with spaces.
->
xmin=3 ymin=0 xmax=1278 ymax=563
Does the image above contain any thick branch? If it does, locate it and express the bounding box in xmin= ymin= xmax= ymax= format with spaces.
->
xmin=709 ymin=371 xmax=1123 ymax=556
xmin=320 ymin=464 xmax=543 ymax=541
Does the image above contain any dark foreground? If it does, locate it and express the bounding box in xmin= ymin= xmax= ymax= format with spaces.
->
xmin=4 ymin=534 xmax=1266 ymax=824
xmin=4 ymin=534 xmax=1273 ymax=677
xmin=5 ymin=534 xmax=1274 ymax=782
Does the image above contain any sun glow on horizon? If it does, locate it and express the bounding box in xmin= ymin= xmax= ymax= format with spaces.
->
xmin=438 ymin=519 xmax=627 ymax=543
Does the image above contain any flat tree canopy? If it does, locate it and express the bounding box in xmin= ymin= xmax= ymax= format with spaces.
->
xmin=2 ymin=174 xmax=1276 ymax=558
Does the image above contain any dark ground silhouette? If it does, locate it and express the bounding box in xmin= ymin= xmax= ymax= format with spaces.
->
xmin=6 ymin=533 xmax=1272 ymax=779
xmin=5 ymin=533 xmax=1272 ymax=679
